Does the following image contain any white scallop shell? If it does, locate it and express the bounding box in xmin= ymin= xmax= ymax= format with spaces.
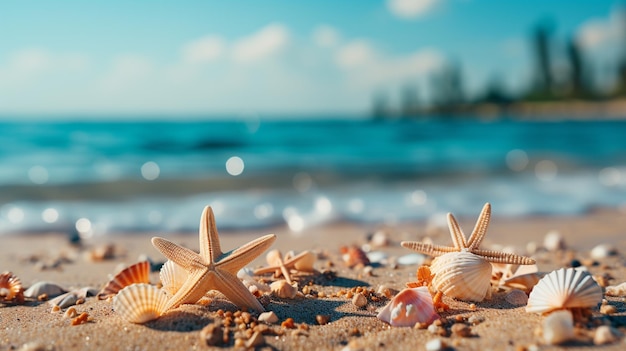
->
xmin=98 ymin=261 xmax=151 ymax=299
xmin=430 ymin=251 xmax=492 ymax=302
xmin=377 ymin=287 xmax=439 ymax=327
xmin=114 ymin=284 xmax=169 ymax=324
xmin=159 ymin=260 xmax=188 ymax=296
xmin=526 ymin=267 xmax=602 ymax=314
xmin=24 ymin=282 xmax=67 ymax=299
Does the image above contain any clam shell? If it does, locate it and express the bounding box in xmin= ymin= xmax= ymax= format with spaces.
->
xmin=159 ymin=259 xmax=188 ymax=296
xmin=291 ymin=251 xmax=316 ymax=271
xmin=430 ymin=251 xmax=492 ymax=302
xmin=98 ymin=261 xmax=151 ymax=299
xmin=0 ymin=271 xmax=24 ymax=303
xmin=377 ymin=287 xmax=439 ymax=327
xmin=24 ymin=282 xmax=67 ymax=299
xmin=114 ymin=283 xmax=169 ymax=324
xmin=526 ymin=267 xmax=602 ymax=314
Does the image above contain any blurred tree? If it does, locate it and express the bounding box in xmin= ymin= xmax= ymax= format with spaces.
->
xmin=565 ymin=36 xmax=586 ymax=98
xmin=477 ymin=74 xmax=513 ymax=105
xmin=430 ymin=61 xmax=464 ymax=110
xmin=528 ymin=21 xmax=555 ymax=100
xmin=371 ymin=89 xmax=390 ymax=119
xmin=400 ymin=83 xmax=420 ymax=115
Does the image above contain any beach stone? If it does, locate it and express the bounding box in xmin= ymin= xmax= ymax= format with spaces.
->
xmin=605 ymin=282 xmax=626 ymax=296
xmin=245 ymin=331 xmax=265 ymax=348
xmin=24 ymin=282 xmax=66 ymax=299
xmin=270 ymin=280 xmax=297 ymax=299
xmin=17 ymin=342 xmax=47 ymax=351
xmin=505 ymin=289 xmax=529 ymax=306
xmin=542 ymin=310 xmax=574 ymax=345
xmin=258 ymin=311 xmax=278 ymax=324
xmin=200 ymin=323 xmax=223 ymax=346
xmin=451 ymin=323 xmax=472 ymax=337
xmin=425 ymin=338 xmax=446 ymax=351
xmin=352 ymin=292 xmax=367 ymax=308
xmin=593 ymin=326 xmax=620 ymax=345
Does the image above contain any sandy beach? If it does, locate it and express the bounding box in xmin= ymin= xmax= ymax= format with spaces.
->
xmin=1 ymin=207 xmax=625 ymax=350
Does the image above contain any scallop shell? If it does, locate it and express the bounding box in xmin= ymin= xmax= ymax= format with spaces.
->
xmin=98 ymin=261 xmax=151 ymax=299
xmin=159 ymin=260 xmax=188 ymax=296
xmin=114 ymin=283 xmax=169 ymax=324
xmin=430 ymin=251 xmax=492 ymax=302
xmin=377 ymin=287 xmax=439 ymax=327
xmin=526 ymin=267 xmax=602 ymax=314
xmin=340 ymin=246 xmax=370 ymax=268
xmin=0 ymin=271 xmax=24 ymax=303
xmin=24 ymin=282 xmax=67 ymax=299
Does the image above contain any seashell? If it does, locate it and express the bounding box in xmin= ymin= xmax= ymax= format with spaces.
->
xmin=270 ymin=280 xmax=297 ymax=299
xmin=526 ymin=267 xmax=602 ymax=314
xmin=593 ymin=326 xmax=621 ymax=345
xmin=114 ymin=283 xmax=169 ymax=324
xmin=340 ymin=245 xmax=370 ymax=268
xmin=291 ymin=251 xmax=316 ymax=271
xmin=605 ymin=282 xmax=626 ymax=297
xmin=237 ymin=268 xmax=270 ymax=293
xmin=590 ymin=244 xmax=617 ymax=260
xmin=265 ymin=249 xmax=283 ymax=266
xmin=543 ymin=230 xmax=565 ymax=251
xmin=49 ymin=292 xmax=78 ymax=308
xmin=543 ymin=310 xmax=574 ymax=345
xmin=159 ymin=259 xmax=188 ymax=296
xmin=98 ymin=261 xmax=151 ymax=299
xmin=377 ymin=287 xmax=439 ymax=327
xmin=24 ymin=282 xmax=67 ymax=299
xmin=0 ymin=271 xmax=24 ymax=303
xmin=430 ymin=251 xmax=492 ymax=302
xmin=258 ymin=311 xmax=279 ymax=324
xmin=502 ymin=272 xmax=545 ymax=293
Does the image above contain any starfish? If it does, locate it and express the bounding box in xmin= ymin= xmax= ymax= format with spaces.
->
xmin=401 ymin=203 xmax=535 ymax=265
xmin=151 ymin=206 xmax=276 ymax=312
xmin=253 ymin=249 xmax=314 ymax=284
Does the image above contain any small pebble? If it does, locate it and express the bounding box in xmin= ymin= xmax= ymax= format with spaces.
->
xmin=352 ymin=293 xmax=367 ymax=308
xmin=600 ymin=304 xmax=617 ymax=315
xmin=505 ymin=289 xmax=529 ymax=306
xmin=569 ymin=259 xmax=581 ymax=268
xmin=467 ymin=315 xmax=484 ymax=325
xmin=316 ymin=314 xmax=330 ymax=325
xmin=425 ymin=338 xmax=446 ymax=351
xmin=200 ymin=323 xmax=223 ymax=346
xmin=17 ymin=342 xmax=47 ymax=351
xmin=63 ymin=307 xmax=78 ymax=319
xmin=542 ymin=310 xmax=574 ymax=345
xmin=593 ymin=325 xmax=620 ymax=345
xmin=451 ymin=323 xmax=472 ymax=337
xmin=590 ymin=244 xmax=617 ymax=260
xmin=270 ymin=280 xmax=297 ymax=299
xmin=258 ymin=311 xmax=279 ymax=324
xmin=245 ymin=331 xmax=265 ymax=348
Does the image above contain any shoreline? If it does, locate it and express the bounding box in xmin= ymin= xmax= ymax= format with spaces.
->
xmin=1 ymin=209 xmax=625 ymax=350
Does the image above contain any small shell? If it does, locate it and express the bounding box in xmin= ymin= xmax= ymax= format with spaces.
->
xmin=502 ymin=272 xmax=544 ymax=293
xmin=377 ymin=287 xmax=439 ymax=327
xmin=526 ymin=267 xmax=602 ymax=314
xmin=0 ymin=272 xmax=24 ymax=303
xmin=266 ymin=249 xmax=283 ymax=266
xmin=49 ymin=292 xmax=78 ymax=308
xmin=604 ymin=282 xmax=626 ymax=297
xmin=430 ymin=251 xmax=492 ymax=302
xmin=270 ymin=280 xmax=297 ymax=299
xmin=24 ymin=282 xmax=67 ymax=299
xmin=98 ymin=261 xmax=151 ymax=299
xmin=159 ymin=260 xmax=189 ymax=296
xmin=544 ymin=230 xmax=566 ymax=251
xmin=590 ymin=244 xmax=617 ymax=260
xmin=114 ymin=284 xmax=169 ymax=324
xmin=291 ymin=251 xmax=316 ymax=271
xmin=543 ymin=310 xmax=574 ymax=345
xmin=340 ymin=246 xmax=370 ymax=268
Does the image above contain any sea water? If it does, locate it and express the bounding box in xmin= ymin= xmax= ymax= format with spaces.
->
xmin=0 ymin=117 xmax=625 ymax=235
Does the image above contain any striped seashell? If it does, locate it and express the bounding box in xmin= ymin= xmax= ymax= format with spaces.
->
xmin=98 ymin=261 xmax=151 ymax=299
xmin=114 ymin=284 xmax=169 ymax=324
xmin=526 ymin=267 xmax=602 ymax=314
xmin=159 ymin=260 xmax=188 ymax=296
xmin=0 ymin=271 xmax=24 ymax=303
xmin=377 ymin=287 xmax=439 ymax=327
xmin=430 ymin=251 xmax=492 ymax=302
xmin=24 ymin=282 xmax=67 ymax=299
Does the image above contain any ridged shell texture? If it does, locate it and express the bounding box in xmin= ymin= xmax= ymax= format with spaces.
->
xmin=98 ymin=261 xmax=151 ymax=299
xmin=0 ymin=271 xmax=24 ymax=302
xmin=430 ymin=251 xmax=492 ymax=302
xmin=159 ymin=260 xmax=189 ymax=296
xmin=377 ymin=287 xmax=439 ymax=327
xmin=114 ymin=283 xmax=169 ymax=324
xmin=526 ymin=267 xmax=602 ymax=314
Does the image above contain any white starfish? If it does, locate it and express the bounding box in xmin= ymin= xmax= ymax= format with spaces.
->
xmin=151 ymin=206 xmax=276 ymax=312
xmin=401 ymin=203 xmax=535 ymax=265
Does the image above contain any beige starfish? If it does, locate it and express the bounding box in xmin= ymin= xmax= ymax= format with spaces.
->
xmin=401 ymin=203 xmax=535 ymax=265
xmin=253 ymin=250 xmax=313 ymax=284
xmin=151 ymin=206 xmax=276 ymax=312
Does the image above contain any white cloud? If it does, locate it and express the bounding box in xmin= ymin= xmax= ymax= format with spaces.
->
xmin=99 ymin=54 xmax=155 ymax=92
xmin=312 ymin=25 xmax=340 ymax=48
xmin=577 ymin=7 xmax=626 ymax=50
xmin=336 ymin=40 xmax=376 ymax=68
xmin=232 ymin=23 xmax=289 ymax=63
xmin=182 ymin=35 xmax=225 ymax=64
xmin=387 ymin=0 xmax=441 ymax=19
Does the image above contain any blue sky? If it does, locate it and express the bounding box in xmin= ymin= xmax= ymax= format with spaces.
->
xmin=0 ymin=0 xmax=622 ymax=117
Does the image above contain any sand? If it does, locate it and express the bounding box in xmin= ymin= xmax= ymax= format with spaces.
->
xmin=1 ymin=208 xmax=625 ymax=350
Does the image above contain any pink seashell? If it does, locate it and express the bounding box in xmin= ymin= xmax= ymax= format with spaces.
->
xmin=98 ymin=261 xmax=151 ymax=299
xmin=377 ymin=287 xmax=439 ymax=327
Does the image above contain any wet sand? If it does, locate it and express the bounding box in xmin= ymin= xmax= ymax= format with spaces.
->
xmin=1 ymin=208 xmax=625 ymax=350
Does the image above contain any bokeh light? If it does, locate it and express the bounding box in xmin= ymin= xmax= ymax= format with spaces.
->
xmin=535 ymin=160 xmax=558 ymax=182
xmin=506 ymin=149 xmax=529 ymax=172
xmin=226 ymin=156 xmax=244 ymax=176
xmin=28 ymin=165 xmax=49 ymax=184
xmin=141 ymin=161 xmax=160 ymax=180
xmin=42 ymin=208 xmax=59 ymax=223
